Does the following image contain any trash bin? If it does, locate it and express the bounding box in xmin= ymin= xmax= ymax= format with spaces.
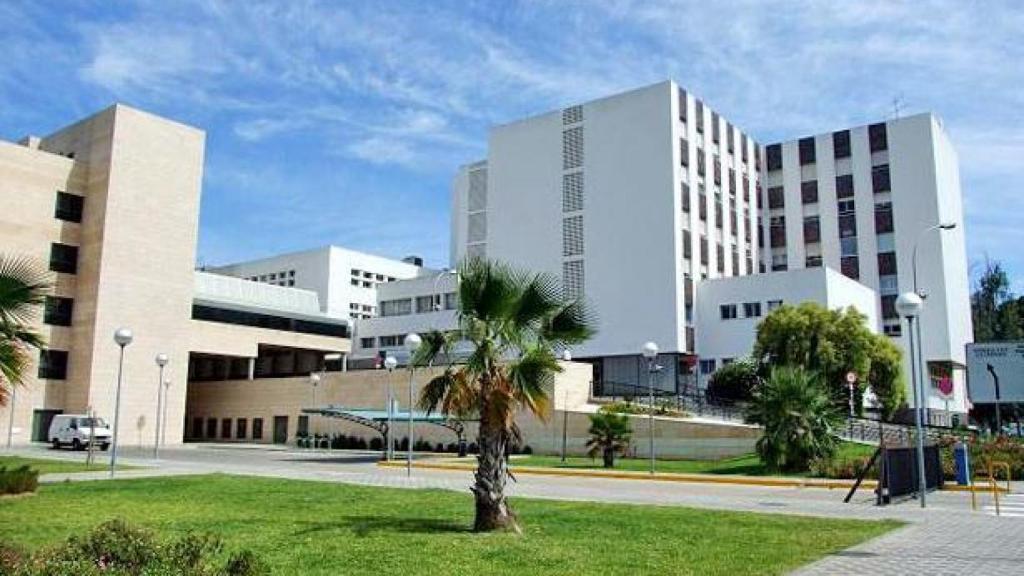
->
xmin=954 ymin=441 xmax=971 ymax=486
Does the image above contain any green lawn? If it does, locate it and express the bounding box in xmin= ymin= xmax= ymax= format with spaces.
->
xmin=513 ymin=442 xmax=877 ymax=477
xmin=0 ymin=454 xmax=126 ymax=475
xmin=0 ymin=474 xmax=898 ymax=575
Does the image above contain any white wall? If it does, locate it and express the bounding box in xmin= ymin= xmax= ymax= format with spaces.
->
xmin=351 ymin=272 xmax=459 ymax=360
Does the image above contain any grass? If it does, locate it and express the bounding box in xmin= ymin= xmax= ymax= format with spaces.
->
xmin=0 ymin=455 xmax=128 ymax=475
xmin=0 ymin=474 xmax=898 ymax=575
xmin=512 ymin=442 xmax=878 ymax=477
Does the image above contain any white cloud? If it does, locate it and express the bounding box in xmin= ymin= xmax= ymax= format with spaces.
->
xmin=345 ymin=136 xmax=418 ymax=168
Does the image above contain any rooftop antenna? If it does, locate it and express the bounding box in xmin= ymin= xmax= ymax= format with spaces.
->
xmin=891 ymin=94 xmax=905 ymax=120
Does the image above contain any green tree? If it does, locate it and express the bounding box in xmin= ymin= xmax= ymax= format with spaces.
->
xmin=972 ymin=260 xmax=1024 ymax=342
xmin=706 ymin=358 xmax=760 ymax=402
xmin=415 ymin=258 xmax=595 ymax=532
xmin=745 ymin=366 xmax=841 ymax=472
xmin=585 ymin=409 xmax=632 ymax=468
xmin=753 ymin=302 xmax=905 ymax=418
xmin=0 ymin=256 xmax=50 ymax=405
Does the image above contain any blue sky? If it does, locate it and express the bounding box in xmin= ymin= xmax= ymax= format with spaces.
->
xmin=2 ymin=1 xmax=1022 ymax=290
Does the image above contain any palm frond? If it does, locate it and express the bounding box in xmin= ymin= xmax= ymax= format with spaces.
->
xmin=544 ymin=298 xmax=597 ymax=347
xmin=411 ymin=330 xmax=452 ymax=367
xmin=506 ymin=346 xmax=558 ymax=420
xmin=457 ymin=257 xmax=520 ymax=324
xmin=509 ymin=272 xmax=563 ymax=333
xmin=0 ymin=254 xmax=51 ymax=329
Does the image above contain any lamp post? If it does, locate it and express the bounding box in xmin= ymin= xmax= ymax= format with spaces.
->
xmin=309 ymin=372 xmax=321 ymax=448
xmin=642 ymin=342 xmax=659 ymax=475
xmin=561 ymin=349 xmax=572 ymax=463
xmin=896 ymin=292 xmax=927 ymax=507
xmin=161 ymin=380 xmax=171 ymax=448
xmin=153 ymin=353 xmax=168 ymax=459
xmin=404 ymin=333 xmax=422 ymax=477
xmin=910 ymin=222 xmax=957 ymax=426
xmin=384 ymin=355 xmax=397 ymax=461
xmin=110 ymin=327 xmax=133 ymax=478
xmin=432 ymin=269 xmax=456 ymax=313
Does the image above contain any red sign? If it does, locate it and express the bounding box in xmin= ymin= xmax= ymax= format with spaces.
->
xmin=936 ymin=376 xmax=954 ymax=397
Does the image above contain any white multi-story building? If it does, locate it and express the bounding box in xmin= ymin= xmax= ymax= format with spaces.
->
xmin=451 ymin=81 xmax=972 ymax=415
xmin=210 ymin=246 xmax=426 ymax=322
xmin=763 ymin=113 xmax=971 ymax=413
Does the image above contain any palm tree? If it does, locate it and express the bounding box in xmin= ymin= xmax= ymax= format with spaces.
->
xmin=585 ymin=410 xmax=632 ymax=468
xmin=415 ymin=258 xmax=595 ymax=532
xmin=0 ymin=256 xmax=50 ymax=405
xmin=744 ymin=366 xmax=840 ymax=472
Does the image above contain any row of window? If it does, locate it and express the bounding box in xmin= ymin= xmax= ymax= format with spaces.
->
xmin=679 ymin=90 xmax=755 ymax=164
xmin=350 ymin=268 xmax=397 ymax=283
xmin=247 ymin=269 xmax=295 ymax=287
xmin=719 ymin=299 xmax=783 ymax=321
xmin=192 ymin=417 xmax=264 ymax=441
xmin=766 ymin=124 xmax=887 ymax=171
xmin=767 ymin=166 xmax=890 ymax=212
xmin=379 ymin=293 xmax=457 ymax=317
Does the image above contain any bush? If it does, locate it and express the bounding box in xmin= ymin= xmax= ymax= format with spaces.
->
xmin=522 ymin=445 xmax=533 ymax=455
xmin=809 ymin=455 xmax=876 ymax=480
xmin=938 ymin=435 xmax=1024 ymax=481
xmin=0 ymin=519 xmax=267 ymax=575
xmin=0 ymin=466 xmax=39 ymax=496
xmin=368 ymin=437 xmax=382 ymax=451
xmin=706 ymin=359 xmax=759 ymax=402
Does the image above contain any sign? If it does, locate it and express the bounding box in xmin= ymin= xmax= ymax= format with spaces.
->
xmin=966 ymin=342 xmax=1024 ymax=403
xmin=845 ymin=371 xmax=858 ymax=385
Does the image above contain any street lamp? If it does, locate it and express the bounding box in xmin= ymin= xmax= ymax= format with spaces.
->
xmin=642 ymin=341 xmax=659 ymax=475
xmin=309 ymin=372 xmax=321 ymax=448
xmin=384 ymin=355 xmax=398 ymax=461
xmin=161 ymin=379 xmax=171 ymax=448
xmin=896 ymin=292 xmax=927 ymax=508
xmin=404 ymin=333 xmax=422 ymax=477
xmin=153 ymin=353 xmax=169 ymax=459
xmin=432 ymin=269 xmax=456 ymax=312
xmin=560 ymin=349 xmax=572 ymax=462
xmin=910 ymin=222 xmax=957 ymax=425
xmin=110 ymin=327 xmax=133 ymax=478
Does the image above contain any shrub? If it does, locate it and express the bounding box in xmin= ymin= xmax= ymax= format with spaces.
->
xmin=368 ymin=437 xmax=382 ymax=451
xmin=586 ymin=411 xmax=632 ymax=468
xmin=745 ymin=366 xmax=841 ymax=472
xmin=706 ymin=358 xmax=759 ymax=402
xmin=0 ymin=466 xmax=39 ymax=496
xmin=809 ymin=455 xmax=876 ymax=480
xmin=522 ymin=445 xmax=533 ymax=455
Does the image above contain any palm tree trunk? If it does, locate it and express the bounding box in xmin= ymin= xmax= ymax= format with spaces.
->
xmin=472 ymin=400 xmax=519 ymax=532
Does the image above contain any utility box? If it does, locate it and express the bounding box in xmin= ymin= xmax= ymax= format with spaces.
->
xmin=954 ymin=441 xmax=971 ymax=486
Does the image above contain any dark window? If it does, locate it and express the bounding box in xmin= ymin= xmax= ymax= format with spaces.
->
xmin=878 ymin=252 xmax=898 ymax=276
xmin=801 ymin=180 xmax=818 ymax=204
xmin=741 ymin=134 xmax=749 ymax=162
xmin=833 ymin=130 xmax=851 ymax=158
xmin=799 ymin=137 xmax=816 ymax=165
xmin=683 ymin=229 xmax=692 ymax=259
xmin=298 ymin=415 xmax=309 ymax=436
xmin=678 ymin=88 xmax=687 ymax=121
xmin=869 ymin=123 xmax=888 ymax=152
xmin=766 ymin=144 xmax=783 ymax=171
xmin=872 ymin=164 xmax=891 ymax=193
xmin=54 ymin=192 xmax=83 ymax=223
xmin=768 ymin=186 xmax=785 ymax=209
xmin=803 ymin=216 xmax=820 ymax=243
xmin=192 ymin=418 xmax=203 ymax=439
xmin=236 ymin=418 xmax=248 ymax=439
xmin=874 ymin=202 xmax=894 ymax=234
xmin=712 ymin=112 xmax=720 ymax=143
xmin=713 ymin=156 xmax=721 ymax=185
xmin=253 ymin=418 xmax=264 ymax=440
xmin=699 ymin=193 xmax=707 ymax=221
xmin=881 ymin=294 xmax=898 ymax=319
xmin=836 ymin=174 xmax=854 ymax=199
xmin=715 ymin=200 xmax=723 ymax=229
xmin=191 ymin=305 xmax=349 ymax=338
xmin=700 ymin=237 xmax=709 ymax=265
xmin=744 ymin=302 xmax=762 ymax=318
xmin=884 ymin=324 xmax=902 ymax=337
xmin=716 ymin=244 xmax=725 ymax=273
xmin=49 ymin=243 xmax=78 ymax=274
xmin=680 ymin=139 xmax=689 ymax=167
xmin=806 ymin=255 xmax=823 ymax=268
xmin=43 ymin=296 xmax=73 ymax=326
xmin=720 ymin=304 xmax=738 ymax=320
xmin=729 ymin=210 xmax=737 ymax=235
xmin=38 ymin=349 xmax=68 ymax=380
xmin=682 ymin=183 xmax=691 ymax=213
xmin=839 ymin=213 xmax=858 ymax=238
xmin=841 ymin=256 xmax=860 ymax=279
xmin=742 ymin=175 xmax=750 ymax=202
xmin=757 ymin=218 xmax=764 ymax=247
xmin=731 ymin=249 xmax=739 ymax=275
xmin=684 ymin=275 xmax=694 ymax=306
xmin=221 ymin=418 xmax=232 ymax=439
xmin=697 ymin=150 xmax=706 ymax=177
xmin=728 ymin=168 xmax=736 ymax=196
xmin=696 ymin=100 xmax=704 ymax=133
xmin=744 ymin=210 xmax=751 ymax=241
xmin=727 ymin=124 xmax=735 ymax=153
xmin=770 ymin=217 xmax=787 ymax=247
xmin=206 ymin=418 xmax=217 ymax=439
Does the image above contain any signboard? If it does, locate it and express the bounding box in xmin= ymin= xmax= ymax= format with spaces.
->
xmin=966 ymin=342 xmax=1024 ymax=403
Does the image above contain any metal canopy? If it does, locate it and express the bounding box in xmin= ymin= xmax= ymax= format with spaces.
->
xmin=301 ymin=405 xmax=467 ymax=442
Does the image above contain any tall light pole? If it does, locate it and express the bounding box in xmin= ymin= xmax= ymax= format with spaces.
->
xmin=642 ymin=342 xmax=659 ymax=475
xmin=561 ymin=349 xmax=572 ymax=463
xmin=153 ymin=353 xmax=168 ymax=459
xmin=110 ymin=327 xmax=133 ymax=478
xmin=911 ymin=222 xmax=957 ymax=426
xmin=896 ymin=292 xmax=927 ymax=507
xmin=432 ymin=269 xmax=456 ymax=313
xmin=309 ymin=372 xmax=321 ymax=448
xmin=161 ymin=379 xmax=171 ymax=448
xmin=384 ymin=355 xmax=397 ymax=461
xmin=404 ymin=333 xmax=422 ymax=477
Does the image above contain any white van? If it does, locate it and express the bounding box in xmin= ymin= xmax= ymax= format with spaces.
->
xmin=48 ymin=415 xmax=112 ymax=451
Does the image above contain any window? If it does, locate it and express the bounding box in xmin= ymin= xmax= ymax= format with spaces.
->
xmin=883 ymin=324 xmax=902 ymax=337
xmin=741 ymin=134 xmax=749 ymax=162
xmin=236 ymin=418 xmax=247 ymax=439
xmin=727 ymin=124 xmax=735 ymax=153
xmin=44 ymin=296 xmax=73 ymax=326
xmin=38 ymin=349 xmax=68 ymax=380
xmin=767 ymin=186 xmax=785 ymax=209
xmin=54 ymin=192 xmax=83 ymax=222
xmin=840 ymin=237 xmax=859 ymax=257
xmin=798 ymin=137 xmax=816 ymax=165
xmin=380 ymin=299 xmax=412 ymax=317
xmin=206 ymin=418 xmax=217 ymax=439
xmin=716 ymin=243 xmax=725 ymax=273
xmin=360 ymin=337 xmax=375 ymax=349
xmin=839 ymin=213 xmax=857 ymax=238
xmin=297 ymin=415 xmax=309 ymax=436
xmin=881 ymin=294 xmax=899 ymax=319
xmin=192 ymin=418 xmax=203 ymax=439
xmin=728 ymin=168 xmax=736 ymax=196
xmin=681 ymin=182 xmax=691 ymax=213
xmin=678 ymin=88 xmax=687 ymax=121
xmin=872 ymin=164 xmax=891 ymax=193
xmin=720 ymin=304 xmax=737 ymax=320
xmin=444 ymin=292 xmax=457 ymax=310
xmin=767 ymin=299 xmax=783 ymax=311
xmin=833 ymin=130 xmax=851 ymax=158
xmin=803 ymin=216 xmax=820 ymax=243
xmin=696 ymin=100 xmax=704 ymax=132
xmin=801 ymin=180 xmax=818 ymax=204
xmin=875 ymin=202 xmax=894 ymax=234
xmin=714 ymin=199 xmax=723 ymax=229
xmin=877 ymin=251 xmax=898 ymax=276
xmin=683 ymin=229 xmax=692 ymax=260
xmin=742 ymin=175 xmax=750 ymax=202
xmin=869 ymin=122 xmax=888 ymax=152
xmin=700 ymin=359 xmax=716 ymax=375
xmin=698 ymin=192 xmax=707 ymax=221
xmin=771 ymin=252 xmax=788 ymax=271
xmin=221 ymin=419 xmax=232 ymax=439
xmin=697 ymin=149 xmax=706 ymax=177
xmin=836 ymin=174 xmax=854 ymax=198
xmin=416 ymin=295 xmax=434 ymax=314
xmin=743 ymin=302 xmax=762 ymax=318
xmin=49 ymin=243 xmax=78 ymax=274
xmin=770 ymin=216 xmax=786 ymax=247
xmin=766 ymin=144 xmax=782 ymax=171
xmin=700 ymin=236 xmax=709 ymax=265
xmin=679 ymin=139 xmax=689 ymax=167
xmin=351 ymin=279 xmax=359 ymax=286
xmin=838 ymin=199 xmax=856 ymax=214
xmin=841 ymin=256 xmax=860 ymax=279
xmin=806 ymin=255 xmax=823 ymax=267
xmin=253 ymin=418 xmax=264 ymax=440
xmin=879 ymin=275 xmax=899 ymax=295
xmin=379 ymin=335 xmax=402 ymax=347
xmin=712 ymin=112 xmax=720 ymax=143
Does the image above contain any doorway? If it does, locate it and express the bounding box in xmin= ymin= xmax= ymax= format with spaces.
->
xmin=31 ymin=409 xmax=62 ymax=442
xmin=273 ymin=416 xmax=288 ymax=444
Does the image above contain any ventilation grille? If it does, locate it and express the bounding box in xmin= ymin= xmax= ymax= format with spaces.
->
xmin=468 ymin=168 xmax=487 ymax=212
xmin=562 ymin=172 xmax=583 ymax=212
xmin=562 ymin=105 xmax=583 ymax=125
xmin=562 ymin=126 xmax=583 ymax=170
xmin=467 ymin=212 xmax=487 ymax=243
xmin=563 ymin=260 xmax=584 ymax=300
xmin=562 ymin=215 xmax=583 ymax=257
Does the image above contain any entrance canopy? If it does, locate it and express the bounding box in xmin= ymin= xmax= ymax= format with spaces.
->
xmin=302 ymin=406 xmax=468 ymax=440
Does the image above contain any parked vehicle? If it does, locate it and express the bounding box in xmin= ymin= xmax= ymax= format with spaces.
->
xmin=48 ymin=415 xmax=111 ymax=451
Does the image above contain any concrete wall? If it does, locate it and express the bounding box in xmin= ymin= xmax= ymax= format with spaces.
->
xmin=185 ymin=361 xmax=758 ymax=459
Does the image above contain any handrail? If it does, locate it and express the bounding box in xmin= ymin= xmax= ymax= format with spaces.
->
xmin=990 ymin=460 xmax=1012 ymax=493
xmin=972 ymin=461 xmax=1009 ymax=515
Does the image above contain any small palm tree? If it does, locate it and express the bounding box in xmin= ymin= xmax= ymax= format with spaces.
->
xmin=744 ymin=366 xmax=840 ymax=472
xmin=585 ymin=410 xmax=632 ymax=468
xmin=416 ymin=258 xmax=595 ymax=532
xmin=0 ymin=256 xmax=50 ymax=405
